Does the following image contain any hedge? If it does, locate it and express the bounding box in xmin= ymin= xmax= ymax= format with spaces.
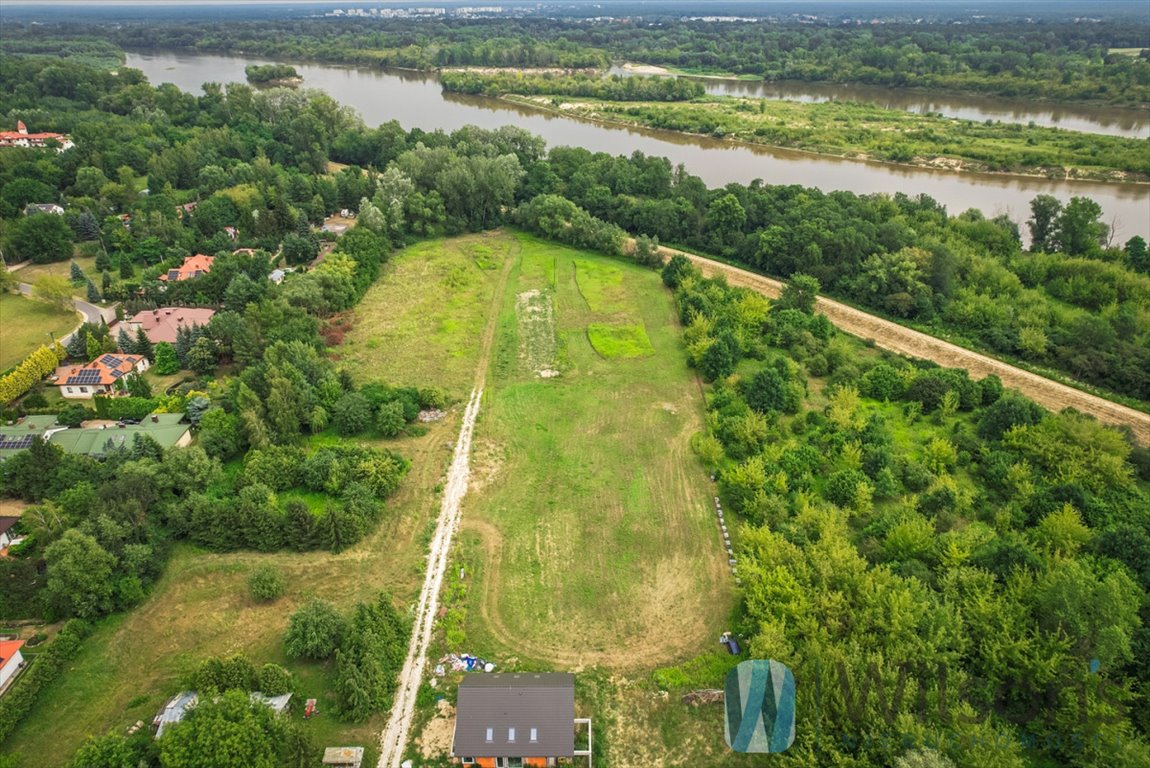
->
xmin=92 ymin=395 xmax=157 ymax=421
xmin=0 ymin=343 xmax=65 ymax=405
xmin=0 ymin=619 xmax=92 ymax=744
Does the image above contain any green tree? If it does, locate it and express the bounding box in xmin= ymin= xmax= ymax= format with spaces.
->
xmin=1052 ymin=196 xmax=1107 ymax=256
xmin=154 ymin=342 xmax=179 ymax=374
xmin=187 ymin=337 xmax=218 ymax=375
xmin=158 ymin=690 xmax=280 ymax=768
xmin=44 ymin=529 xmax=117 ymax=619
xmin=86 ymin=279 xmax=102 ymax=304
xmin=776 ymin=273 xmax=819 ymax=315
xmin=33 ymin=275 xmax=74 ymax=311
xmin=198 ymin=408 xmax=241 ymax=459
xmin=375 ymin=401 xmax=405 ymax=438
xmin=68 ymin=733 xmax=147 ymax=768
xmin=1125 ymin=235 xmax=1149 ymax=274
xmin=284 ymin=598 xmax=346 ymax=660
xmin=69 ymin=261 xmax=85 ymax=284
xmin=134 ymin=328 xmax=155 ymax=362
xmin=1027 ymin=194 xmax=1062 ymax=252
xmin=7 ymin=213 xmax=74 ymax=263
xmin=332 ymin=392 xmax=372 ymax=436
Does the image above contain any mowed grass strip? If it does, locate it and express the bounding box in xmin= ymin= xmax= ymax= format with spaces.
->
xmin=0 ymin=293 xmax=78 ymax=371
xmin=461 ymin=232 xmax=732 ymax=668
xmin=587 ymin=322 xmax=655 ymax=359
xmin=339 ymin=232 xmax=511 ymax=397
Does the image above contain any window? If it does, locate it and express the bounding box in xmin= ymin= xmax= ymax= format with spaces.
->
xmin=79 ymin=387 xmax=87 ymax=393
xmin=461 ymin=760 xmax=474 ymax=766
xmin=485 ymin=727 xmax=493 ymax=743
xmin=508 ymin=759 xmax=523 ymax=768
xmin=508 ymin=727 xmax=516 ymax=742
xmin=530 ymin=728 xmax=538 ymax=743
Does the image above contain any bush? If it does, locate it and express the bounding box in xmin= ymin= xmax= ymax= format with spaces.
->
xmin=332 ymin=392 xmax=372 ymax=436
xmin=284 ymin=599 xmax=346 ymax=660
xmin=247 ymin=564 xmax=285 ymax=603
xmin=375 ymin=401 xmax=405 ymax=438
xmin=56 ymin=403 xmax=92 ymax=428
xmin=257 ymin=663 xmax=294 ymax=696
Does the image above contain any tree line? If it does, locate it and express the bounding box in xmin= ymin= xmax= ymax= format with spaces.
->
xmin=9 ymin=16 xmax=1146 ymax=104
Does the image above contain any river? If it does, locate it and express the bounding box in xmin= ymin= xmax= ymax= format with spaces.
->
xmin=607 ymin=65 xmax=1150 ymax=140
xmin=127 ymin=51 xmax=1150 ymax=239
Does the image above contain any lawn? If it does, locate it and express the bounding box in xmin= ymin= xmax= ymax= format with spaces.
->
xmin=11 ymin=254 xmax=100 ymax=286
xmin=457 ymin=233 xmax=733 ymax=671
xmin=1 ymin=414 xmax=461 ymax=767
xmin=0 ymin=292 xmax=78 ymax=371
xmin=338 ymin=232 xmax=514 ymax=399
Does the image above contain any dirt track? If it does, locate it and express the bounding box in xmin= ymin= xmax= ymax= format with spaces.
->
xmin=666 ymin=248 xmax=1150 ymax=446
xmin=376 ymin=248 xmax=516 ymax=768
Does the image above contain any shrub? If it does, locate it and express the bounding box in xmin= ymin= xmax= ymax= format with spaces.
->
xmin=332 ymin=392 xmax=372 ymax=436
xmin=284 ymin=599 xmax=346 ymax=660
xmin=247 ymin=564 xmax=285 ymax=603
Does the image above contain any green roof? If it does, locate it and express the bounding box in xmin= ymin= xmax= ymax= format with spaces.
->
xmin=0 ymin=414 xmax=189 ymax=459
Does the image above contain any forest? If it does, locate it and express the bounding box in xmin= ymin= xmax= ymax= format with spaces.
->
xmin=10 ymin=16 xmax=1146 ymax=105
xmin=0 ymin=46 xmax=1146 ymax=767
xmin=660 ymin=257 xmax=1150 ymax=767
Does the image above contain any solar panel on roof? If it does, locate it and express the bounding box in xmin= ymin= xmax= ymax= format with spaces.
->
xmin=0 ymin=436 xmax=34 ymax=450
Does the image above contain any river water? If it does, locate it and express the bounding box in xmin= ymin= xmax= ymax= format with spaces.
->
xmin=127 ymin=51 xmax=1150 ymax=239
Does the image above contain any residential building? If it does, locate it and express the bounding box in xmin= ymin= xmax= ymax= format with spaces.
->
xmin=54 ymin=353 xmax=150 ymax=399
xmin=122 ymin=307 xmax=216 ymax=345
xmin=24 ymin=203 xmax=64 ymax=216
xmin=158 ymin=254 xmax=215 ymax=282
xmin=0 ymin=120 xmax=74 ymax=151
xmin=0 ymin=414 xmax=191 ymax=460
xmin=452 ymin=673 xmax=592 ymax=767
xmin=49 ymin=413 xmax=192 ymax=457
xmin=0 ymin=517 xmax=20 ymax=551
xmin=322 ymin=747 xmax=365 ymax=768
xmin=0 ymin=640 xmax=25 ymax=691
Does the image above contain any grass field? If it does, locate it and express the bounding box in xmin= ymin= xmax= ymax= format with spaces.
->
xmin=339 ymin=233 xmax=514 ymax=398
xmin=11 ymin=254 xmax=100 ymax=286
xmin=458 ymin=233 xmax=732 ymax=671
xmin=0 ymin=292 xmax=78 ymax=371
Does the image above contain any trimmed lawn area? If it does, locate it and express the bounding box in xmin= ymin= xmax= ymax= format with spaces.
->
xmin=338 ymin=232 xmax=513 ymax=399
xmin=0 ymin=292 xmax=78 ymax=371
xmin=458 ymin=233 xmax=732 ymax=670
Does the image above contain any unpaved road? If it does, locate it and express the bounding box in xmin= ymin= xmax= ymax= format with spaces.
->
xmin=376 ymin=246 xmax=515 ymax=768
xmin=665 ymin=248 xmax=1150 ymax=446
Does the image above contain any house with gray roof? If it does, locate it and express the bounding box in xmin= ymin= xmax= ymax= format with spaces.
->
xmin=451 ymin=673 xmax=592 ymax=767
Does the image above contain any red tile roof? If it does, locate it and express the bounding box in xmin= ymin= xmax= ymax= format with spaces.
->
xmin=158 ymin=254 xmax=215 ymax=282
xmin=0 ymin=639 xmax=24 ymax=669
xmin=126 ymin=308 xmax=216 ymax=345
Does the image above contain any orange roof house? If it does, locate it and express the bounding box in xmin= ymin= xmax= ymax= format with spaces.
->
xmin=159 ymin=254 xmax=215 ymax=282
xmin=123 ymin=307 xmax=216 ymax=345
xmin=54 ymin=353 xmax=150 ymax=399
xmin=0 ymin=639 xmax=26 ymax=690
xmin=0 ymin=120 xmax=74 ymax=151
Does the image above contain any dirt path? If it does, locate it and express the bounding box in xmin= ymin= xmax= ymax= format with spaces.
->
xmin=376 ymin=245 xmax=516 ymax=768
xmin=664 ymin=247 xmax=1150 ymax=446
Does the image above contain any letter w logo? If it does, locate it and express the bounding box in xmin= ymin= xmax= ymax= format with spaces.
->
xmin=836 ymin=662 xmax=909 ymax=725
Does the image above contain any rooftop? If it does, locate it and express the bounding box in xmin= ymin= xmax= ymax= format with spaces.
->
xmin=125 ymin=307 xmax=216 ymax=345
xmin=453 ymin=673 xmax=575 ymax=758
xmin=0 ymin=639 xmax=25 ymax=669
